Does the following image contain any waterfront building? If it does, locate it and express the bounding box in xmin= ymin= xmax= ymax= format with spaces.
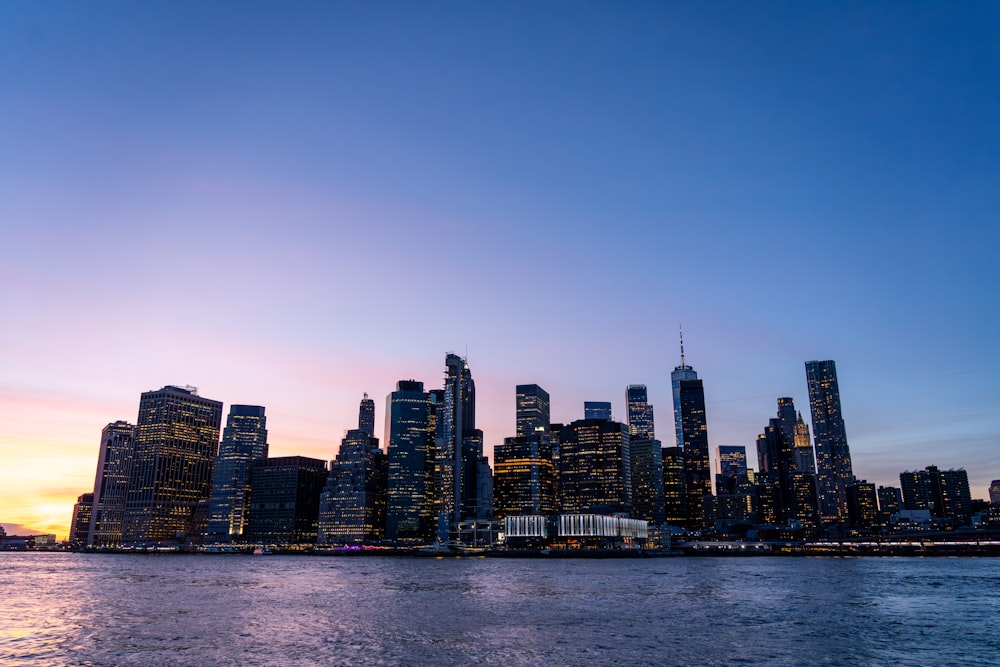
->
xmin=629 ymin=437 xmax=665 ymax=523
xmin=494 ymin=432 xmax=556 ymax=519
xmin=805 ymin=360 xmax=854 ymax=524
xmin=516 ymin=384 xmax=550 ymax=437
xmin=557 ymin=418 xmax=632 ymax=516
xmin=385 ymin=380 xmax=437 ymax=542
xmin=846 ymin=480 xmax=879 ymax=529
xmin=991 ymin=480 xmax=1000 ymax=506
xmin=121 ymin=386 xmax=223 ymax=545
xmin=584 ymin=401 xmax=612 ymax=421
xmin=877 ymin=485 xmax=902 ymax=524
xmin=317 ymin=421 xmax=387 ymax=544
xmin=246 ymin=456 xmax=327 ymax=544
xmin=69 ymin=493 xmax=94 ymax=546
xmin=87 ymin=420 xmax=136 ymax=547
xmin=436 ymin=354 xmax=485 ymax=538
xmin=661 ymin=446 xmax=686 ymax=525
xmin=206 ymin=405 xmax=268 ymax=542
xmin=626 ymin=385 xmax=654 ymax=440
xmin=900 ymin=466 xmax=973 ymax=526
xmin=680 ymin=379 xmax=711 ymax=530
xmin=670 ymin=325 xmax=698 ymax=448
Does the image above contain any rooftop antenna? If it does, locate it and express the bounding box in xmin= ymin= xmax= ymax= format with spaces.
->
xmin=679 ymin=323 xmax=686 ymax=368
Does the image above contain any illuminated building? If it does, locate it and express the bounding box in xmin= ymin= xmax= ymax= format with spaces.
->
xmin=990 ymin=480 xmax=1000 ymax=506
xmin=846 ymin=480 xmax=879 ymax=529
xmin=629 ymin=437 xmax=665 ymax=523
xmin=121 ymin=386 xmax=223 ymax=545
xmin=557 ymin=418 xmax=632 ymax=516
xmin=246 ymin=456 xmax=327 ymax=544
xmin=670 ymin=325 xmax=697 ymax=448
xmin=626 ymin=385 xmax=654 ymax=440
xmin=87 ymin=420 xmax=136 ymax=547
xmin=494 ymin=433 xmax=555 ymax=519
xmin=584 ymin=401 xmax=612 ymax=421
xmin=877 ymin=485 xmax=902 ymax=523
xmin=661 ymin=446 xmax=686 ymax=525
xmin=317 ymin=420 xmax=387 ymax=544
xmin=385 ymin=380 xmax=437 ymax=541
xmin=716 ymin=445 xmax=748 ymax=494
xmin=680 ymin=379 xmax=711 ymax=530
xmin=806 ymin=360 xmax=854 ymax=524
xmin=900 ymin=466 xmax=973 ymax=525
xmin=206 ymin=405 xmax=268 ymax=542
xmin=793 ymin=412 xmax=816 ymax=475
xmin=516 ymin=384 xmax=550 ymax=437
xmin=789 ymin=474 xmax=819 ymax=527
xmin=358 ymin=393 xmax=375 ymax=437
xmin=69 ymin=493 xmax=94 ymax=546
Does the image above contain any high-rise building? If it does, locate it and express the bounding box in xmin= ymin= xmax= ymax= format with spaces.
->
xmin=88 ymin=420 xmax=136 ymax=547
xmin=805 ymin=360 xmax=854 ymax=524
xmin=121 ymin=386 xmax=223 ymax=545
xmin=680 ymin=379 xmax=711 ymax=530
xmin=557 ymin=418 xmax=632 ymax=516
xmin=69 ymin=493 xmax=94 ymax=546
xmin=436 ymin=354 xmax=482 ymax=539
xmin=516 ymin=384 xmax=550 ymax=437
xmin=990 ymin=480 xmax=1000 ymax=507
xmin=900 ymin=466 xmax=973 ymax=525
xmin=245 ymin=456 xmax=327 ymax=544
xmin=317 ymin=424 xmax=387 ymax=544
xmin=385 ymin=380 xmax=437 ymax=542
xmin=716 ymin=445 xmax=748 ymax=495
xmin=206 ymin=405 xmax=268 ymax=542
xmin=877 ymin=485 xmax=902 ymax=523
xmin=661 ymin=446 xmax=686 ymax=526
xmin=358 ymin=393 xmax=376 ymax=438
xmin=792 ymin=412 xmax=816 ymax=475
xmin=846 ymin=480 xmax=879 ymax=529
xmin=626 ymin=385 xmax=654 ymax=440
xmin=629 ymin=437 xmax=665 ymax=523
xmin=584 ymin=401 xmax=613 ymax=421
xmin=671 ymin=325 xmax=698 ymax=448
xmin=494 ymin=434 xmax=555 ymax=519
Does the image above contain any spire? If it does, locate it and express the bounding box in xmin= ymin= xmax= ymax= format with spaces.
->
xmin=679 ymin=323 xmax=686 ymax=368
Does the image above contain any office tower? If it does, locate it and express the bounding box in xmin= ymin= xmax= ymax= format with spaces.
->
xmin=900 ymin=469 xmax=935 ymax=510
xmin=991 ymin=480 xmax=1000 ymax=506
xmin=877 ymin=486 xmax=902 ymax=524
xmin=516 ymin=384 xmax=550 ymax=437
xmin=358 ymin=393 xmax=376 ymax=438
xmin=88 ymin=421 xmax=136 ymax=547
xmin=900 ymin=466 xmax=973 ymax=525
xmin=792 ymin=412 xmax=816 ymax=475
xmin=716 ymin=445 xmax=748 ymax=495
xmin=846 ymin=480 xmax=879 ymax=529
xmin=318 ymin=427 xmax=388 ymax=544
xmin=557 ymin=418 xmax=632 ymax=516
xmin=626 ymin=385 xmax=655 ymax=440
xmin=630 ymin=436 xmax=665 ymax=523
xmin=805 ymin=360 xmax=854 ymax=524
xmin=671 ymin=326 xmax=698 ymax=448
xmin=661 ymin=447 xmax=686 ymax=525
xmin=385 ymin=381 xmax=437 ymax=541
xmin=436 ymin=354 xmax=479 ymax=539
xmin=680 ymin=379 xmax=711 ymax=530
xmin=584 ymin=401 xmax=613 ymax=421
xmin=788 ymin=474 xmax=819 ymax=527
xmin=494 ymin=433 xmax=555 ymax=519
xmin=69 ymin=493 xmax=94 ymax=545
xmin=206 ymin=405 xmax=268 ymax=542
xmin=121 ymin=386 xmax=223 ymax=545
xmin=245 ymin=456 xmax=327 ymax=544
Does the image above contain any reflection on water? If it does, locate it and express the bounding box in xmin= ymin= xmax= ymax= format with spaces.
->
xmin=1 ymin=554 xmax=998 ymax=666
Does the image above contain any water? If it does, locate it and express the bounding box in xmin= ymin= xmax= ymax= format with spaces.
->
xmin=1 ymin=553 xmax=998 ymax=666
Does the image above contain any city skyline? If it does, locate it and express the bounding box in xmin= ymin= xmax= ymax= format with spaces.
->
xmin=2 ymin=3 xmax=998 ymax=538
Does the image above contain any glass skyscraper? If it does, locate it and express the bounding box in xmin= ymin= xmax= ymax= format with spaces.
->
xmin=626 ymin=384 xmax=654 ymax=440
xmin=805 ymin=360 xmax=854 ymax=524
xmin=385 ymin=380 xmax=437 ymax=541
xmin=206 ymin=405 xmax=268 ymax=542
xmin=680 ymin=379 xmax=711 ymax=530
xmin=671 ymin=328 xmax=698 ymax=448
xmin=558 ymin=418 xmax=632 ymax=516
xmin=515 ymin=384 xmax=550 ymax=437
xmin=88 ymin=420 xmax=136 ymax=547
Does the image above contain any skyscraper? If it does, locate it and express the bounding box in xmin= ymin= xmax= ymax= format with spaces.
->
xmin=715 ymin=445 xmax=748 ymax=495
xmin=121 ymin=386 xmax=223 ymax=545
xmin=557 ymin=418 xmax=632 ymax=516
xmin=584 ymin=401 xmax=612 ymax=421
xmin=436 ymin=354 xmax=481 ymax=539
xmin=206 ymin=405 xmax=268 ymax=542
xmin=88 ymin=420 xmax=136 ymax=547
xmin=245 ymin=456 xmax=327 ymax=544
xmin=805 ymin=360 xmax=854 ymax=524
xmin=358 ymin=393 xmax=376 ymax=438
xmin=626 ymin=385 xmax=654 ymax=440
xmin=792 ymin=412 xmax=816 ymax=475
xmin=385 ymin=380 xmax=437 ymax=541
xmin=680 ymin=379 xmax=711 ymax=530
xmin=317 ymin=422 xmax=388 ymax=545
xmin=516 ymin=384 xmax=550 ymax=437
xmin=900 ymin=466 xmax=973 ymax=526
xmin=629 ymin=436 xmax=665 ymax=523
xmin=846 ymin=480 xmax=879 ymax=529
xmin=69 ymin=493 xmax=94 ymax=546
xmin=661 ymin=446 xmax=686 ymax=526
xmin=671 ymin=326 xmax=698 ymax=448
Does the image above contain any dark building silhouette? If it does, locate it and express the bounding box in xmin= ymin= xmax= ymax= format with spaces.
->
xmin=584 ymin=401 xmax=612 ymax=421
xmin=629 ymin=437 xmax=665 ymax=523
xmin=990 ymin=480 xmax=1000 ymax=506
xmin=88 ymin=420 xmax=136 ymax=547
xmin=661 ymin=446 xmax=686 ymax=526
xmin=680 ymin=379 xmax=711 ymax=530
xmin=206 ymin=405 xmax=268 ymax=542
xmin=901 ymin=466 xmax=973 ymax=525
xmin=626 ymin=385 xmax=654 ymax=440
xmin=516 ymin=384 xmax=550 ymax=437
xmin=121 ymin=386 xmax=223 ymax=545
xmin=846 ymin=480 xmax=879 ymax=529
xmin=318 ymin=423 xmax=387 ymax=544
xmin=246 ymin=456 xmax=327 ymax=544
xmin=806 ymin=360 xmax=854 ymax=524
xmin=558 ymin=418 xmax=632 ymax=516
xmin=716 ymin=445 xmax=748 ymax=495
xmin=385 ymin=380 xmax=437 ymax=542
xmin=69 ymin=493 xmax=94 ymax=546
xmin=877 ymin=485 xmax=902 ymax=524
xmin=358 ymin=393 xmax=376 ymax=438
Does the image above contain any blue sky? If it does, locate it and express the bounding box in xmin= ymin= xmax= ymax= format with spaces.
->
xmin=1 ymin=2 xmax=998 ymax=535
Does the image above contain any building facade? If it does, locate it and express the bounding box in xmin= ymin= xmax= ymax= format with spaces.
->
xmin=557 ymin=418 xmax=632 ymax=516
xmin=88 ymin=420 xmax=136 ymax=547
xmin=385 ymin=380 xmax=437 ymax=542
xmin=245 ymin=456 xmax=327 ymax=544
xmin=317 ymin=426 xmax=387 ymax=544
xmin=680 ymin=379 xmax=711 ymax=530
xmin=206 ymin=405 xmax=268 ymax=542
xmin=805 ymin=360 xmax=854 ymax=524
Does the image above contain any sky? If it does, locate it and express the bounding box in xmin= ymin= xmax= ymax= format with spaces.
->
xmin=1 ymin=2 xmax=998 ymax=539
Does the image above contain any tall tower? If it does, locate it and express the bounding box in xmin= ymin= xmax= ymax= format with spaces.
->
xmin=317 ymin=427 xmax=387 ymax=544
xmin=680 ymin=378 xmax=711 ymax=530
xmin=626 ymin=384 xmax=655 ymax=440
xmin=88 ymin=420 xmax=136 ymax=547
xmin=671 ymin=325 xmax=698 ymax=448
xmin=437 ymin=354 xmax=480 ymax=539
xmin=515 ymin=384 xmax=550 ymax=437
xmin=121 ymin=385 xmax=223 ymax=545
xmin=385 ymin=380 xmax=437 ymax=541
xmin=805 ymin=360 xmax=854 ymax=524
xmin=206 ymin=405 xmax=268 ymax=541
xmin=358 ymin=393 xmax=376 ymax=438
xmin=495 ymin=384 xmax=556 ymax=519
xmin=557 ymin=418 xmax=632 ymax=516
